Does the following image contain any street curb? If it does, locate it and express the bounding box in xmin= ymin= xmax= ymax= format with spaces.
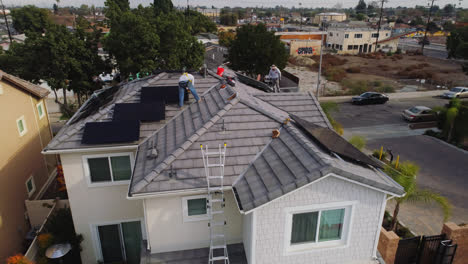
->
xmin=318 ymin=90 xmax=443 ymax=103
xmin=423 ymin=135 xmax=468 ymax=155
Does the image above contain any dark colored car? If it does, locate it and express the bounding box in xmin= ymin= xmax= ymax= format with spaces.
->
xmin=351 ymin=92 xmax=389 ymax=105
xmin=401 ymin=106 xmax=437 ymax=122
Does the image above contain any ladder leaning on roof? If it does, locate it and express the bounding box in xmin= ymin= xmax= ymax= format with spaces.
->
xmin=200 ymin=143 xmax=230 ymax=264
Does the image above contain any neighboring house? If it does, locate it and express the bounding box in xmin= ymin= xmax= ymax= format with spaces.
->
xmin=0 ymin=71 xmax=57 ymax=261
xmin=392 ymin=23 xmax=415 ymax=35
xmin=313 ymin=12 xmax=347 ymax=24
xmin=326 ymin=24 xmax=393 ymax=54
xmin=43 ymin=71 xmax=404 ymax=264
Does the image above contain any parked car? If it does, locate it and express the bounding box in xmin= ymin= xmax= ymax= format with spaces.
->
xmin=442 ymin=87 xmax=468 ymax=99
xmin=402 ymin=106 xmax=437 ymax=122
xmin=352 ymin=92 xmax=389 ymax=105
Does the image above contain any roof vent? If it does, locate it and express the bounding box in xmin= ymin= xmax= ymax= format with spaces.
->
xmin=147 ymin=139 xmax=158 ymax=159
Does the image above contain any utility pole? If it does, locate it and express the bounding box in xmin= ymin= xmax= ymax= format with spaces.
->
xmin=299 ymin=2 xmax=302 ymax=30
xmin=316 ymin=22 xmax=326 ymax=99
xmin=421 ymin=0 xmax=436 ymax=53
xmin=374 ymin=0 xmax=387 ymax=52
xmin=0 ymin=0 xmax=12 ymax=43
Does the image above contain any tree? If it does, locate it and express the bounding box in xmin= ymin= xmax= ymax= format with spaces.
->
xmin=443 ymin=21 xmax=455 ymax=32
xmin=355 ymin=0 xmax=367 ymax=14
xmin=443 ymin=4 xmax=455 ymax=17
xmin=356 ymin=13 xmax=366 ymax=21
xmin=409 ymin=16 xmax=425 ymax=26
xmin=228 ymin=24 xmax=288 ymax=77
xmin=103 ymin=11 xmax=160 ymax=78
xmin=153 ymin=0 xmax=173 ymax=15
xmin=53 ymin=3 xmax=58 ymax=14
xmin=218 ymin=30 xmax=235 ymax=47
xmin=385 ymin=161 xmax=451 ymax=231
xmin=104 ymin=0 xmax=130 ymax=25
xmin=427 ymin=21 xmax=440 ymax=33
xmin=220 ymin=13 xmax=238 ymax=26
xmin=446 ymin=26 xmax=468 ymax=59
xmin=11 ymin=6 xmax=51 ymax=34
xmin=185 ymin=10 xmax=217 ymax=34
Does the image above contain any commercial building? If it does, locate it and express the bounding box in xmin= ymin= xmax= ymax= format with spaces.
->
xmin=289 ymin=39 xmax=322 ymax=56
xmin=313 ymin=12 xmax=347 ymax=24
xmin=326 ymin=23 xmax=394 ymax=54
xmin=0 ymin=70 xmax=57 ymax=260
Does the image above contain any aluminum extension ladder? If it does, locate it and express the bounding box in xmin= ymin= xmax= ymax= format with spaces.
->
xmin=200 ymin=143 xmax=230 ymax=264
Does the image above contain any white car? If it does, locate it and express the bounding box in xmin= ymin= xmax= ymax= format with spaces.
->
xmin=99 ymin=73 xmax=114 ymax=82
xmin=442 ymin=87 xmax=468 ymax=99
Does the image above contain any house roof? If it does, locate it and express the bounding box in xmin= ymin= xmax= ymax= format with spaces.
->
xmin=44 ymin=72 xmax=221 ymax=152
xmin=232 ymin=119 xmax=405 ymax=212
xmin=0 ymin=70 xmax=50 ymax=98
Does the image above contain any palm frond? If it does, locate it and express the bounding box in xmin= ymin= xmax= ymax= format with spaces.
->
xmin=407 ymin=189 xmax=452 ymax=221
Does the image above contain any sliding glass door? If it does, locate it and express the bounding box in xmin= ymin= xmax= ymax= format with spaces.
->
xmin=97 ymin=221 xmax=142 ymax=264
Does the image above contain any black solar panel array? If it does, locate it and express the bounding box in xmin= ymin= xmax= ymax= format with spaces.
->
xmin=113 ymin=102 xmax=165 ymax=122
xmin=141 ymin=86 xmax=188 ymax=104
xmin=82 ymin=121 xmax=140 ymax=144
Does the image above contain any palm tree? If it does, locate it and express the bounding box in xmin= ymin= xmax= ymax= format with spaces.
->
xmin=384 ymin=161 xmax=452 ymax=231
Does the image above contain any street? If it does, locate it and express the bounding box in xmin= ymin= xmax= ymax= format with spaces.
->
xmin=331 ymin=96 xmax=468 ymax=235
xmin=398 ymin=38 xmax=448 ymax=59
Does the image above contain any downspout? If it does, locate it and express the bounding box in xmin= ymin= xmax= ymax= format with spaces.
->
xmin=372 ymin=194 xmax=395 ymax=259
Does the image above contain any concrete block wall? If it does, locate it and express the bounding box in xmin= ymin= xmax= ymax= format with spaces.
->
xmin=441 ymin=222 xmax=468 ymax=264
xmin=377 ymin=228 xmax=399 ymax=264
xmin=253 ymin=176 xmax=385 ymax=264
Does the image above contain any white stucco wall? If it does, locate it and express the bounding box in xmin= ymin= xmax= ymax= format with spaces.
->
xmin=243 ymin=212 xmax=254 ymax=263
xmin=145 ymin=190 xmax=243 ymax=253
xmin=327 ymin=29 xmax=392 ymax=54
xmin=252 ymin=176 xmax=385 ymax=264
xmin=60 ymin=151 xmax=144 ymax=264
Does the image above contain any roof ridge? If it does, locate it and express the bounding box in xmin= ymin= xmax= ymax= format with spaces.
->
xmin=0 ymin=70 xmax=50 ymax=98
xmin=131 ymin=87 xmax=240 ymax=193
xmin=307 ymin=91 xmax=333 ymax=129
xmin=238 ymin=93 xmax=287 ymax=124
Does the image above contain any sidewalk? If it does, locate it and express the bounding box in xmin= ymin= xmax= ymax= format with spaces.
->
xmin=318 ymin=90 xmax=443 ymax=103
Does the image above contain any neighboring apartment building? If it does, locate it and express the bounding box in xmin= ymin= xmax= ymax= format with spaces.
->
xmin=313 ymin=12 xmax=347 ymax=24
xmin=43 ymin=71 xmax=404 ymax=264
xmin=0 ymin=71 xmax=57 ymax=260
xmin=326 ymin=23 xmax=395 ymax=54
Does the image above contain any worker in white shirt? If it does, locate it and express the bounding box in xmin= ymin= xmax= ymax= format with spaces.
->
xmin=268 ymin=64 xmax=281 ymax=93
xmin=178 ymin=70 xmax=201 ymax=107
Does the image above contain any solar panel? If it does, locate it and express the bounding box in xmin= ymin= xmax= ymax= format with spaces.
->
xmin=141 ymin=86 xmax=188 ymax=104
xmin=291 ymin=114 xmax=382 ymax=169
xmin=82 ymin=120 xmax=140 ymax=144
xmin=113 ymin=102 xmax=165 ymax=122
xmin=69 ymin=85 xmax=121 ymax=124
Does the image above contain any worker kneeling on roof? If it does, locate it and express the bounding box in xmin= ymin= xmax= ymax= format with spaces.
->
xmin=178 ymin=68 xmax=201 ymax=107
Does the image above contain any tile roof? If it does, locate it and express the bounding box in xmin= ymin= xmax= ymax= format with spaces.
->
xmin=232 ymin=121 xmax=405 ymax=212
xmin=44 ymin=72 xmax=220 ymax=151
xmin=0 ymin=70 xmax=50 ymax=98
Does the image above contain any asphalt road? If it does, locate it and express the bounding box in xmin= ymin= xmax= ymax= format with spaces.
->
xmin=398 ymin=38 xmax=448 ymax=59
xmin=331 ymin=96 xmax=468 ymax=235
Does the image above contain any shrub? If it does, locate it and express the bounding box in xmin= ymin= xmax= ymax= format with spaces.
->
xmin=38 ymin=233 xmax=54 ymax=249
xmin=6 ymin=255 xmax=33 ymax=264
xmin=372 ymin=80 xmax=383 ymax=87
xmin=372 ymin=149 xmax=387 ymax=160
xmin=378 ymin=64 xmax=391 ymax=71
xmin=349 ymin=135 xmax=366 ymax=150
xmin=346 ymin=66 xmax=361 ymax=73
xmin=341 ymin=79 xmax=368 ymax=95
xmin=376 ymin=85 xmax=395 ymax=93
xmin=324 ymin=66 xmax=347 ymax=82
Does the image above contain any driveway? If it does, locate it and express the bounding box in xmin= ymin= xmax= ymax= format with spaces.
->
xmin=330 ymin=96 xmax=468 ymax=235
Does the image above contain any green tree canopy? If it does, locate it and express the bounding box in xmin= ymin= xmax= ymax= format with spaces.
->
xmin=228 ymin=23 xmax=289 ymax=76
xmin=185 ymin=10 xmax=217 ymax=34
xmin=11 ymin=5 xmax=51 ymax=34
xmin=220 ymin=13 xmax=238 ymax=26
xmin=446 ymin=26 xmax=468 ymax=59
xmin=153 ymin=0 xmax=173 ymax=15
xmin=104 ymin=0 xmax=130 ymax=25
xmin=355 ymin=0 xmax=367 ymax=14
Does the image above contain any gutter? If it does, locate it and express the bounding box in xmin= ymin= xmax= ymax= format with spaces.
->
xmin=127 ymin=186 xmax=232 ymax=200
xmin=42 ymin=144 xmax=138 ymax=155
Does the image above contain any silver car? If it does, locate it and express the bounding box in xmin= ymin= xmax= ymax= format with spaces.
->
xmin=442 ymin=87 xmax=468 ymax=99
xmin=402 ymin=106 xmax=437 ymax=122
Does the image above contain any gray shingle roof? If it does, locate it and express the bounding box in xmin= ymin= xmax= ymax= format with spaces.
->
xmin=232 ymin=122 xmax=405 ymax=212
xmin=44 ymin=72 xmax=220 ymax=151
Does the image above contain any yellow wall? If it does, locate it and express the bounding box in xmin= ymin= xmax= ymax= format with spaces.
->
xmin=0 ymin=80 xmax=56 ymax=260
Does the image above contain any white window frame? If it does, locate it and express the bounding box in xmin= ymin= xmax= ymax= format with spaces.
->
xmin=90 ymin=218 xmax=146 ymax=263
xmin=25 ymin=175 xmax=36 ymax=197
xmin=36 ymin=101 xmax=45 ymax=119
xmin=182 ymin=194 xmax=211 ymax=222
xmin=283 ymin=201 xmax=356 ymax=255
xmin=16 ymin=116 xmax=27 ymax=136
xmin=82 ymin=152 xmax=134 ymax=187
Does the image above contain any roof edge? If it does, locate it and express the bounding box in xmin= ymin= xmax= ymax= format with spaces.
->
xmin=0 ymin=71 xmax=50 ymax=98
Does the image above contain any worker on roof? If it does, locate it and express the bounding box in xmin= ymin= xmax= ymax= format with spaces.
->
xmin=268 ymin=64 xmax=281 ymax=93
xmin=179 ymin=68 xmax=201 ymax=108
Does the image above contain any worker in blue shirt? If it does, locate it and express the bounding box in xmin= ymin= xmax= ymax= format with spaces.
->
xmin=178 ymin=70 xmax=201 ymax=107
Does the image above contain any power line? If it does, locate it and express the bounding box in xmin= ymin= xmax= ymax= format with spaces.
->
xmin=421 ymin=0 xmax=436 ymax=53
xmin=374 ymin=0 xmax=387 ymax=52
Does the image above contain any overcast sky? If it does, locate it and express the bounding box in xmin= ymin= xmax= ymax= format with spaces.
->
xmin=4 ymin=0 xmax=467 ymax=9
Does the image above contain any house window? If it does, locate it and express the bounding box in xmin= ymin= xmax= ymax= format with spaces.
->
xmin=83 ymin=153 xmax=133 ymax=186
xmin=17 ymin=116 xmax=27 ymax=136
xmin=345 ymin=34 xmax=349 ymax=38
xmin=386 ymin=33 xmax=389 ymax=36
xmin=37 ymin=101 xmax=45 ymax=119
xmin=354 ymin=33 xmax=362 ymax=38
xmin=353 ymin=45 xmax=358 ymax=49
xmin=182 ymin=195 xmax=210 ymax=222
xmin=26 ymin=176 xmax=36 ymax=197
xmin=348 ymin=45 xmax=353 ymax=50
xmin=329 ymin=32 xmax=333 ymax=36
xmin=372 ymin=33 xmax=379 ymax=38
xmin=284 ymin=201 xmax=355 ymax=253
